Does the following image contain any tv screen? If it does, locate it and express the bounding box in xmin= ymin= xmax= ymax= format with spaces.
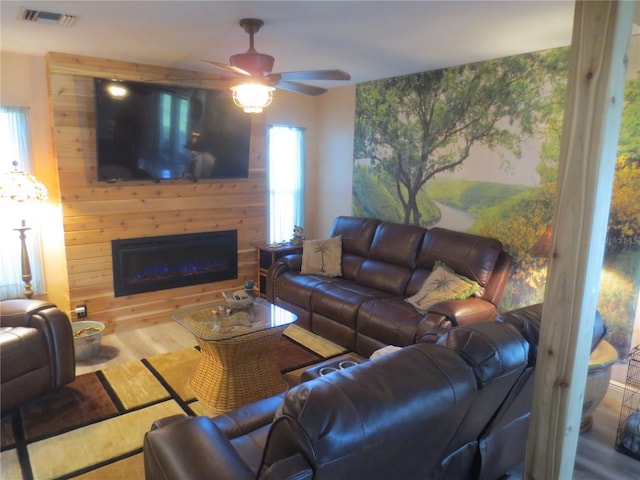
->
xmin=93 ymin=78 xmax=251 ymax=182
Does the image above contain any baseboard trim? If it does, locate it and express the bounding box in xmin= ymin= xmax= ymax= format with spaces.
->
xmin=607 ymin=379 xmax=628 ymax=403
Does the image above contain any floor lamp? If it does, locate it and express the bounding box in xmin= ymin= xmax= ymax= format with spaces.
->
xmin=0 ymin=162 xmax=48 ymax=298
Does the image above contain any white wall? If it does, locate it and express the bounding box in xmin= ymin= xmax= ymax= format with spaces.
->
xmin=265 ymin=85 xmax=356 ymax=240
xmin=316 ymin=85 xmax=356 ymax=237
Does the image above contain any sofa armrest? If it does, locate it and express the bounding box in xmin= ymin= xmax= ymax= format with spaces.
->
xmin=428 ymin=298 xmax=499 ymax=325
xmin=0 ymin=299 xmax=56 ymax=328
xmin=415 ymin=298 xmax=499 ymax=343
xmin=144 ymin=416 xmax=255 ymax=480
xmin=278 ymin=254 xmax=303 ymax=271
xmin=211 ymin=392 xmax=285 ymax=439
xmin=0 ymin=299 xmax=75 ymax=388
xmin=266 ymin=254 xmax=302 ymax=302
xmin=29 ymin=306 xmax=76 ymax=387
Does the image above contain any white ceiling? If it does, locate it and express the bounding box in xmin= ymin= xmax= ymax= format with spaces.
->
xmin=0 ymin=1 xmax=633 ymax=90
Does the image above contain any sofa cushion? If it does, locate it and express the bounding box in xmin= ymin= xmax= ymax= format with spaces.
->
xmin=367 ymin=221 xmax=424 ymax=268
xmin=273 ymin=272 xmax=332 ymax=310
xmin=416 ymin=228 xmax=503 ymax=288
xmin=357 ymin=298 xmax=426 ymax=355
xmin=329 ymin=216 xmax=380 ymax=257
xmin=405 ymin=262 xmax=480 ymax=312
xmin=301 ymin=236 xmax=343 ymax=277
xmin=310 ymin=281 xmax=393 ymax=350
xmin=329 ymin=216 xmax=381 ymax=281
xmin=356 ymin=221 xmax=426 ymax=294
xmin=357 ymin=260 xmax=416 ymax=295
xmin=311 ymin=281 xmax=391 ymax=330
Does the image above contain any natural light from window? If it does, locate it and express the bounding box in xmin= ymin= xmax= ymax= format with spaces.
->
xmin=267 ymin=125 xmax=304 ymax=244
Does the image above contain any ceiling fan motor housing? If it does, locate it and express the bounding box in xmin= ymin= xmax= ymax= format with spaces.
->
xmin=204 ymin=17 xmax=350 ymax=97
xmin=230 ymin=52 xmax=275 ymax=76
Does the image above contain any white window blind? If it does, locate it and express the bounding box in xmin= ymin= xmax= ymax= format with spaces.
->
xmin=267 ymin=125 xmax=305 ymax=243
xmin=0 ymin=107 xmax=46 ymax=298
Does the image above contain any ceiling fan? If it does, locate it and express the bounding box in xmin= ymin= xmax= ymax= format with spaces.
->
xmin=203 ymin=18 xmax=351 ymax=97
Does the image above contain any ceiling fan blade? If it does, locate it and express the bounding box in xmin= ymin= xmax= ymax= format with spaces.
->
xmin=275 ymin=80 xmax=328 ymax=96
xmin=202 ymin=60 xmax=252 ymax=77
xmin=276 ymin=70 xmax=351 ymax=82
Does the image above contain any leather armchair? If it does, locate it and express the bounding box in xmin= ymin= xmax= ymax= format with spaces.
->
xmin=0 ymin=299 xmax=75 ymax=414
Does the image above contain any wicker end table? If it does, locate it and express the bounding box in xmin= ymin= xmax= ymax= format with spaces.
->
xmin=173 ymin=298 xmax=297 ymax=414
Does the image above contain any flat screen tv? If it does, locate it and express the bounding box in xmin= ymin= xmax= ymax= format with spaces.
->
xmin=93 ymin=78 xmax=251 ymax=182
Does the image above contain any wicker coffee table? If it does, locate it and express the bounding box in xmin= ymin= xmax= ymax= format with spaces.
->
xmin=172 ymin=298 xmax=297 ymax=414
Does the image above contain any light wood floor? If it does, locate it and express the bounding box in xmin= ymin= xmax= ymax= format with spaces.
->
xmin=75 ymin=321 xmax=197 ymax=376
xmin=76 ymin=322 xmax=640 ymax=478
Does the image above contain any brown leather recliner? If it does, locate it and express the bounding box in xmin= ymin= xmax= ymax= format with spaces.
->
xmin=474 ymin=303 xmax=608 ymax=480
xmin=0 ymin=299 xmax=76 ymax=414
xmin=143 ymin=320 xmax=531 ymax=480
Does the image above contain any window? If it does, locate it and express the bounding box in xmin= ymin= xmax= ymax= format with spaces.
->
xmin=267 ymin=125 xmax=305 ymax=243
xmin=0 ymin=107 xmax=45 ymax=298
xmin=158 ymin=92 xmax=189 ymax=177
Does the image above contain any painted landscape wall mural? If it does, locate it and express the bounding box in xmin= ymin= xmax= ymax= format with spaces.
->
xmin=353 ymin=36 xmax=640 ymax=378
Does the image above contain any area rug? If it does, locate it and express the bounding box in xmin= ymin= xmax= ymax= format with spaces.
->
xmin=0 ymin=329 xmax=346 ymax=480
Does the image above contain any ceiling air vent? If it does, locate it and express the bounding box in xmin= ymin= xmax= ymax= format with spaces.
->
xmin=19 ymin=7 xmax=77 ymax=27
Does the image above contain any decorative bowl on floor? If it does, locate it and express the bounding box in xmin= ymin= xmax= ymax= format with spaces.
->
xmin=72 ymin=320 xmax=105 ymax=361
xmin=581 ymin=339 xmax=617 ymax=432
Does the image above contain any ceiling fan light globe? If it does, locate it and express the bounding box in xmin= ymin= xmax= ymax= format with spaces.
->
xmin=231 ymin=83 xmax=275 ymax=113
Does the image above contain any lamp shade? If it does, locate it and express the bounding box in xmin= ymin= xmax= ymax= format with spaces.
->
xmin=231 ymin=83 xmax=275 ymax=113
xmin=0 ymin=162 xmax=48 ymax=203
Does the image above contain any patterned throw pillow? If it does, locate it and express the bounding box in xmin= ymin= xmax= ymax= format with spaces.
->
xmin=301 ymin=235 xmax=343 ymax=277
xmin=405 ymin=261 xmax=480 ymax=312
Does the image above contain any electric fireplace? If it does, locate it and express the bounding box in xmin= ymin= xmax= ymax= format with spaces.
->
xmin=111 ymin=231 xmax=237 ymax=297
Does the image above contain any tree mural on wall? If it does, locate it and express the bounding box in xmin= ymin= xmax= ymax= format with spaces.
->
xmin=353 ymin=41 xmax=640 ymax=364
xmin=470 ymin=48 xmax=569 ymax=306
xmin=354 ymin=54 xmax=560 ymax=226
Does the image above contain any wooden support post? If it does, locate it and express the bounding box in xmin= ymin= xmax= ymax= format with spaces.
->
xmin=525 ymin=1 xmax=636 ymax=478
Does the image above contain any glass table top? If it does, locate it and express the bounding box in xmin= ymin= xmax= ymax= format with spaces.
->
xmin=172 ymin=297 xmax=297 ymax=341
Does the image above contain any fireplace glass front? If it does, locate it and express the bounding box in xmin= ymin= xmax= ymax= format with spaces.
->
xmin=112 ymin=230 xmax=237 ymax=297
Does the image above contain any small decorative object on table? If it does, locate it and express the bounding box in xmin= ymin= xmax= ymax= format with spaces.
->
xmin=244 ymin=279 xmax=256 ymax=294
xmin=290 ymin=225 xmax=304 ymax=246
xmin=222 ymin=289 xmax=255 ymax=308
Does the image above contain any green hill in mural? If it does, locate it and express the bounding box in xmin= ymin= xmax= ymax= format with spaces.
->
xmin=426 ymin=177 xmax=533 ymax=216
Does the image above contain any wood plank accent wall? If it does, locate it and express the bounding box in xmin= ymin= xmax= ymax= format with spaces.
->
xmin=46 ymin=52 xmax=267 ymax=333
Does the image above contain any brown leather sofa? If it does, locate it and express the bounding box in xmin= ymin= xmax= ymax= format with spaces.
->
xmin=0 ymin=299 xmax=76 ymax=414
xmin=143 ymin=304 xmax=608 ymax=480
xmin=267 ymin=216 xmax=513 ymax=357
xmin=143 ymin=317 xmax=532 ymax=480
